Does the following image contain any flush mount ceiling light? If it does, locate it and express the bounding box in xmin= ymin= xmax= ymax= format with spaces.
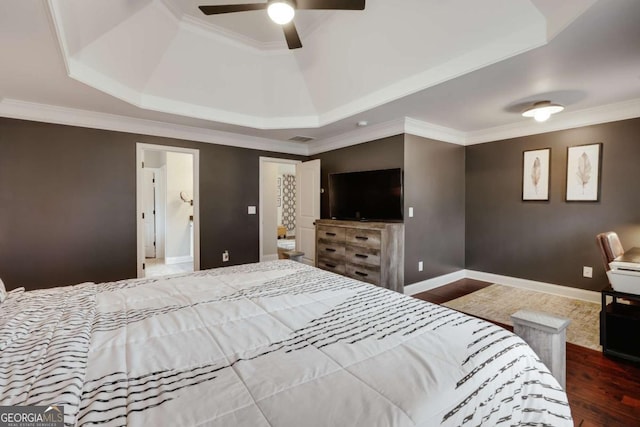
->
xmin=522 ymin=101 xmax=565 ymax=122
xmin=267 ymin=1 xmax=295 ymax=25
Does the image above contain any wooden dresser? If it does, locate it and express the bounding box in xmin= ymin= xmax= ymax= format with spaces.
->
xmin=315 ymin=219 xmax=404 ymax=293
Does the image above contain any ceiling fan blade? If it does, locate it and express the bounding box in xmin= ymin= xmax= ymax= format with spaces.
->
xmin=295 ymin=0 xmax=365 ymax=10
xmin=282 ymin=22 xmax=302 ymax=50
xmin=199 ymin=4 xmax=267 ymax=15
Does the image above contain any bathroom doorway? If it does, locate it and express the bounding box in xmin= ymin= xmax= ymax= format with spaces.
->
xmin=136 ymin=143 xmax=200 ymax=278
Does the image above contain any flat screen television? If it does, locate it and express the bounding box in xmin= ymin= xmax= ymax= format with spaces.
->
xmin=329 ymin=168 xmax=403 ymax=221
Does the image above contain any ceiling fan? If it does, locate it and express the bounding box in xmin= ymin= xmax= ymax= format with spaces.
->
xmin=198 ymin=0 xmax=365 ymax=50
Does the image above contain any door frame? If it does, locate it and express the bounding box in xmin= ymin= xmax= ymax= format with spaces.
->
xmin=259 ymin=157 xmax=301 ymax=262
xmin=136 ymin=143 xmax=200 ymax=278
xmin=142 ymin=167 xmax=159 ymax=259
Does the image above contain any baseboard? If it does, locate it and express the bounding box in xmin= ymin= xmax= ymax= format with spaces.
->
xmin=402 ymin=269 xmax=601 ymax=303
xmin=166 ymin=255 xmax=194 ymax=265
xmin=465 ymin=270 xmax=600 ymax=303
xmin=261 ymin=254 xmax=279 ymax=262
xmin=404 ymin=270 xmax=466 ymax=296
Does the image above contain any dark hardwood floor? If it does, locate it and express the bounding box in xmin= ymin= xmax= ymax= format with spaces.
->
xmin=413 ymin=279 xmax=640 ymax=427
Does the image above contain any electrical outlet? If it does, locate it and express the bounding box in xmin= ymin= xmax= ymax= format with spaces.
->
xmin=409 ymin=207 xmax=414 ymax=218
xmin=223 ymin=250 xmax=229 ymax=262
xmin=418 ymin=261 xmax=423 ymax=272
xmin=583 ymin=266 xmax=593 ymax=278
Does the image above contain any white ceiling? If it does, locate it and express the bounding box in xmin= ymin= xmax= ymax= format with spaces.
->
xmin=1 ymin=0 xmax=639 ymax=155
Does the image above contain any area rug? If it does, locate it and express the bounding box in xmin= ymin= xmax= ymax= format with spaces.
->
xmin=443 ymin=284 xmax=601 ymax=351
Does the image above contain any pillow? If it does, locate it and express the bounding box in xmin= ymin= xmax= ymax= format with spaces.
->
xmin=0 ymin=277 xmax=6 ymax=303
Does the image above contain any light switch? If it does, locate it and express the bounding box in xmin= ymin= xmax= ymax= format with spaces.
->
xmin=409 ymin=207 xmax=414 ymax=218
xmin=248 ymin=206 xmax=256 ymax=214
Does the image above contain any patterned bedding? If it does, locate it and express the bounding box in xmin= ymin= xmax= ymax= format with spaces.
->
xmin=0 ymin=260 xmax=572 ymax=426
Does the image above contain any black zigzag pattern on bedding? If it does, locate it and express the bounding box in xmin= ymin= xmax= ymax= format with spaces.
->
xmin=76 ymin=362 xmax=224 ymax=426
xmin=80 ymin=285 xmax=460 ymax=424
xmin=0 ymin=284 xmax=97 ymax=427
xmin=92 ymin=264 xmax=361 ymax=333
xmin=440 ymin=323 xmax=572 ymax=426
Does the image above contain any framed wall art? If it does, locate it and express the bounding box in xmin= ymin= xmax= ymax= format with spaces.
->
xmin=522 ymin=148 xmax=550 ymax=201
xmin=565 ymin=143 xmax=602 ymax=202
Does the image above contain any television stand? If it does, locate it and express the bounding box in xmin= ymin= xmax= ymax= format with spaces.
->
xmin=315 ymin=219 xmax=404 ymax=293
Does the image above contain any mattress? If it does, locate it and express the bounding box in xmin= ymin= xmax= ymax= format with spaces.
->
xmin=0 ymin=260 xmax=572 ymax=426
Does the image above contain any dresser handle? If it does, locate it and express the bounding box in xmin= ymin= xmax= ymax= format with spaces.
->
xmin=326 ymin=232 xmax=336 ymax=237
xmin=355 ymin=271 xmax=368 ymax=277
xmin=355 ymin=254 xmax=368 ymax=259
xmin=325 ymin=248 xmax=336 ymax=252
xmin=324 ymin=263 xmax=336 ymax=268
xmin=355 ymin=236 xmax=369 ymax=241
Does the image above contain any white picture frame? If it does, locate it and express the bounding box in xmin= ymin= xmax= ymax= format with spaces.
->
xmin=522 ymin=148 xmax=550 ymax=201
xmin=566 ymin=143 xmax=602 ymax=202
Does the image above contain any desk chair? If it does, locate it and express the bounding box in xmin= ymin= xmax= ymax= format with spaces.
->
xmin=596 ymin=231 xmax=624 ymax=271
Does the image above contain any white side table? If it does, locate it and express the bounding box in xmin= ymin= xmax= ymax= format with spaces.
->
xmin=511 ymin=310 xmax=571 ymax=389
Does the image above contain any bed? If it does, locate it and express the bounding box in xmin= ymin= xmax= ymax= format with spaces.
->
xmin=0 ymin=260 xmax=572 ymax=426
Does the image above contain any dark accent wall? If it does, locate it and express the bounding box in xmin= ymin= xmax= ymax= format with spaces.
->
xmin=404 ymin=135 xmax=465 ymax=284
xmin=311 ymin=135 xmax=405 ymax=219
xmin=311 ymin=134 xmax=465 ymax=285
xmin=0 ymin=118 xmax=304 ymax=290
xmin=466 ymin=118 xmax=640 ymax=291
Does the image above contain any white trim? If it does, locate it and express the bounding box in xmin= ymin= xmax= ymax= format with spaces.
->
xmin=165 ymin=255 xmax=194 ymax=265
xmin=465 ymin=270 xmax=600 ymax=303
xmin=404 ymin=270 xmax=467 ymax=296
xmin=404 ymin=118 xmax=467 ymax=146
xmin=307 ymin=119 xmax=405 ymax=155
xmin=465 ymin=98 xmax=640 ymax=145
xmin=0 ymin=99 xmax=307 ymax=155
xmin=2 ymin=96 xmax=639 ymax=157
xmin=259 ymin=157 xmax=302 ymax=262
xmin=137 ymin=143 xmax=200 ymax=278
xmin=402 ymin=269 xmax=601 ymax=304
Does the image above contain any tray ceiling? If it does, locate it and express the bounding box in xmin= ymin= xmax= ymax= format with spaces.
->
xmin=1 ymin=0 xmax=639 ymax=155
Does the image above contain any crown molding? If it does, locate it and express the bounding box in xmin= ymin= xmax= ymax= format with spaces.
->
xmin=0 ymin=99 xmax=308 ymax=155
xmin=307 ymin=119 xmax=405 ymax=155
xmin=466 ymin=98 xmax=640 ymax=145
xmin=404 ymin=118 xmax=467 ymax=145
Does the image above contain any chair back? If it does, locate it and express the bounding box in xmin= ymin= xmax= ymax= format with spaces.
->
xmin=596 ymin=231 xmax=624 ymax=271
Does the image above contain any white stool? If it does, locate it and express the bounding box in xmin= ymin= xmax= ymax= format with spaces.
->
xmin=511 ymin=310 xmax=571 ymax=389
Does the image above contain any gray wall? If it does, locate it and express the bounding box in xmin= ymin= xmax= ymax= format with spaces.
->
xmin=311 ymin=134 xmax=466 ymax=285
xmin=0 ymin=118 xmax=303 ymax=290
xmin=466 ymin=118 xmax=640 ymax=291
xmin=404 ymin=135 xmax=465 ymax=284
xmin=311 ymin=135 xmax=405 ymax=219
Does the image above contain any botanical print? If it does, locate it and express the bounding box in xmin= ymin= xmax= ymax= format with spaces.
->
xmin=576 ymin=152 xmax=592 ymax=194
xmin=522 ymin=148 xmax=550 ymax=201
xmin=566 ymin=143 xmax=602 ymax=201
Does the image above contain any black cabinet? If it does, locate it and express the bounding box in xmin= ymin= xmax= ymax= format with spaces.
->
xmin=601 ymin=286 xmax=640 ymax=362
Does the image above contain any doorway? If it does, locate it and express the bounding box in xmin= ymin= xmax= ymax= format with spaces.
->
xmin=259 ymin=157 xmax=300 ymax=261
xmin=136 ymin=143 xmax=200 ymax=278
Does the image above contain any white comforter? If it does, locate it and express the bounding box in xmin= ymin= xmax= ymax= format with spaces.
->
xmin=0 ymin=261 xmax=572 ymax=426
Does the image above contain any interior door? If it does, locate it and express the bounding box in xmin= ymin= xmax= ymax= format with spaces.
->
xmin=143 ymin=169 xmax=156 ymax=258
xmin=295 ymin=159 xmax=320 ymax=265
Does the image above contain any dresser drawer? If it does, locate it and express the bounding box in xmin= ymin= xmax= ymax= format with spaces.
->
xmin=346 ymin=228 xmax=381 ymax=249
xmin=345 ymin=263 xmax=380 ymax=286
xmin=345 ymin=245 xmax=380 ymax=267
xmin=317 ymin=225 xmax=346 ymax=243
xmin=317 ymin=256 xmax=346 ymax=275
xmin=318 ymin=242 xmax=345 ymax=260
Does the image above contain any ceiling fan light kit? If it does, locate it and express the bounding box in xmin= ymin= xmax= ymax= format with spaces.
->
xmin=522 ymin=101 xmax=565 ymax=122
xmin=267 ymin=1 xmax=295 ymax=25
xmin=199 ymin=0 xmax=365 ymax=50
